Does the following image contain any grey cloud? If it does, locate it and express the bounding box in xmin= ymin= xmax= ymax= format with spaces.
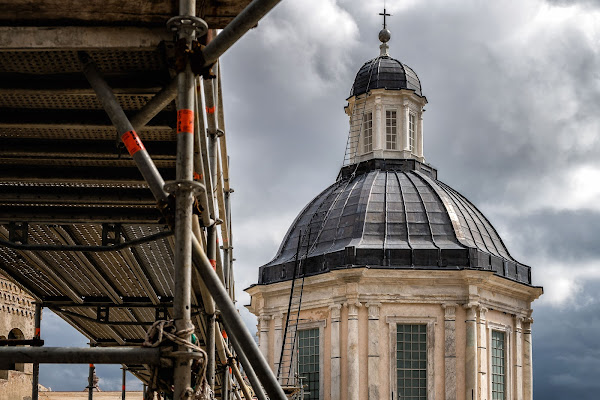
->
xmin=546 ymin=0 xmax=600 ymax=6
xmin=534 ymin=284 xmax=600 ymax=399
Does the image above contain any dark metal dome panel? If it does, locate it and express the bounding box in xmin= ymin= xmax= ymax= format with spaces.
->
xmin=350 ymin=56 xmax=422 ymax=97
xmin=259 ymin=161 xmax=530 ymax=286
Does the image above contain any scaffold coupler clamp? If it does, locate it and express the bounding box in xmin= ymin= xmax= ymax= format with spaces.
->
xmin=163 ymin=181 xmax=206 ymax=228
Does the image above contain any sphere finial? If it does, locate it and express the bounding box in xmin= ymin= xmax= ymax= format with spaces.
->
xmin=379 ymin=28 xmax=391 ymax=43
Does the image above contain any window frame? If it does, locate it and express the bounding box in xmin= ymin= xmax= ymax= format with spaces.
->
xmin=362 ymin=111 xmax=373 ymax=154
xmin=385 ymin=109 xmax=398 ymax=150
xmin=487 ymin=321 xmax=512 ymax=400
xmin=387 ymin=316 xmax=436 ymax=400
xmin=296 ymin=320 xmax=326 ymax=400
xmin=408 ymin=112 xmax=416 ymax=152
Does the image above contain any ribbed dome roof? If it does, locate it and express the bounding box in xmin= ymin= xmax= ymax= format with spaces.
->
xmin=350 ymin=56 xmax=422 ymax=97
xmin=258 ymin=160 xmax=531 ymax=286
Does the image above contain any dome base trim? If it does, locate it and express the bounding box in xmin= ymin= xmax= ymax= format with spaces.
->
xmin=259 ymin=247 xmax=532 ymax=286
xmin=338 ymin=158 xmax=437 ymax=181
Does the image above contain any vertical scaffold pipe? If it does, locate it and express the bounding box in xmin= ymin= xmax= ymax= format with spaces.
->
xmin=32 ymin=303 xmax=41 ymax=400
xmin=206 ymin=313 xmax=216 ymax=389
xmin=88 ymin=363 xmax=95 ymax=400
xmin=171 ymin=0 xmax=198 ymax=398
xmin=121 ymin=367 xmax=126 ymax=400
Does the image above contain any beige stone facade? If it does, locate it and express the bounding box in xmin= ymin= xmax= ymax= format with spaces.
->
xmin=246 ymin=268 xmax=542 ymax=400
xmin=39 ymin=392 xmax=145 ymax=400
xmin=0 ymin=271 xmax=36 ymax=400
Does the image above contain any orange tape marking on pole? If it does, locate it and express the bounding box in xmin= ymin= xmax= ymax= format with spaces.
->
xmin=121 ymin=131 xmax=145 ymax=156
xmin=222 ymin=330 xmax=227 ymax=339
xmin=177 ymin=109 xmax=194 ymax=133
xmin=210 ymin=259 xmax=216 ymax=269
xmin=35 ymin=328 xmax=40 ymax=338
xmin=205 ymin=106 xmax=215 ymax=114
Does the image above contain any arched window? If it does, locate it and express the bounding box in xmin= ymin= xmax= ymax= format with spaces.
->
xmin=8 ymin=328 xmax=25 ymax=372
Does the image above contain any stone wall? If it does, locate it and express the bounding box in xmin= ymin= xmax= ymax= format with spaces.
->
xmin=0 ymin=271 xmax=36 ymax=400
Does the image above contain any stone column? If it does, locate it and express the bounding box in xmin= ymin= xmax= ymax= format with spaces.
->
xmin=374 ymin=98 xmax=382 ymax=151
xmin=464 ymin=304 xmax=478 ymax=400
xmin=330 ymin=304 xmax=342 ymax=400
xmin=347 ymin=302 xmax=361 ymax=400
xmin=403 ymin=102 xmax=410 ymax=151
xmin=367 ymin=303 xmax=381 ymax=400
xmin=258 ymin=315 xmax=271 ymax=360
xmin=478 ymin=306 xmax=488 ymax=400
xmin=417 ymin=112 xmax=424 ymax=158
xmin=273 ymin=313 xmax=284 ymax=375
xmin=443 ymin=303 xmax=458 ymax=400
xmin=513 ymin=316 xmax=523 ymax=400
xmin=523 ymin=318 xmax=533 ymax=400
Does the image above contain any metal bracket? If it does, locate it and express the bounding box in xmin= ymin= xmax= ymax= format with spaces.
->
xmin=97 ymin=306 xmax=109 ymax=322
xmin=101 ymin=223 xmax=121 ymax=247
xmin=8 ymin=222 xmax=28 ymax=244
xmin=166 ymin=16 xmax=208 ymax=37
xmin=155 ymin=307 xmax=169 ymax=321
xmin=164 ymin=180 xmax=206 ymax=196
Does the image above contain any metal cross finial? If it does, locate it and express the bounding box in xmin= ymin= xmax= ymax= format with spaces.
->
xmin=379 ymin=7 xmax=391 ymax=29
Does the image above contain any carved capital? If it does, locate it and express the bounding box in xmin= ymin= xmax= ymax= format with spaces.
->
xmin=366 ymin=303 xmax=381 ymax=319
xmin=273 ymin=313 xmax=284 ymax=328
xmin=258 ymin=314 xmax=271 ymax=331
xmin=478 ymin=305 xmax=488 ymax=318
xmin=442 ymin=303 xmax=458 ymax=319
xmin=330 ymin=303 xmax=342 ymax=320
xmin=463 ymin=302 xmax=478 ymax=320
xmin=346 ymin=301 xmax=362 ymax=317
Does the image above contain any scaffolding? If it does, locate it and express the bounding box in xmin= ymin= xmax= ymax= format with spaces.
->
xmin=0 ymin=1 xmax=286 ymax=399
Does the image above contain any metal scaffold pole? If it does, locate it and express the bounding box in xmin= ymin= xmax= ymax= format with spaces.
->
xmin=88 ymin=362 xmax=95 ymax=400
xmin=169 ymin=0 xmax=204 ymax=398
xmin=31 ymin=302 xmax=42 ymax=400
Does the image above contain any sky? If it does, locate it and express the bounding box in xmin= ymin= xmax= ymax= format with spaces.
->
xmin=38 ymin=0 xmax=600 ymax=398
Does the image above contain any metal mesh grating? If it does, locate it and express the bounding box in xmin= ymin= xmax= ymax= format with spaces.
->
xmin=0 ymin=125 xmax=175 ymax=141
xmin=122 ymin=225 xmax=174 ymax=298
xmin=0 ymin=50 xmax=165 ymax=74
xmin=0 ymin=93 xmax=156 ymax=110
xmin=0 ymin=246 xmax=62 ymax=297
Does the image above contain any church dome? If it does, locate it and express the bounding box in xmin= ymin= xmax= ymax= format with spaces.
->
xmin=350 ymin=56 xmax=423 ymax=98
xmin=258 ymin=160 xmax=531 ymax=286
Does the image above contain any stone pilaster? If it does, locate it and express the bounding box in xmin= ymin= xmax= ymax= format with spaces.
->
xmin=273 ymin=313 xmax=283 ymax=375
xmin=523 ymin=318 xmax=533 ymax=400
xmin=374 ymin=97 xmax=382 ymax=151
xmin=417 ymin=112 xmax=424 ymax=159
xmin=330 ymin=304 xmax=342 ymax=400
xmin=258 ymin=315 xmax=271 ymax=361
xmin=443 ymin=303 xmax=458 ymax=400
xmin=347 ymin=302 xmax=361 ymax=400
xmin=514 ymin=317 xmax=523 ymax=400
xmin=367 ymin=303 xmax=381 ymax=400
xmin=478 ymin=306 xmax=488 ymax=400
xmin=464 ymin=303 xmax=478 ymax=400
xmin=402 ymin=102 xmax=410 ymax=151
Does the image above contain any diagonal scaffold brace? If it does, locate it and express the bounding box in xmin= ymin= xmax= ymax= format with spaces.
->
xmin=79 ymin=1 xmax=286 ymax=399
